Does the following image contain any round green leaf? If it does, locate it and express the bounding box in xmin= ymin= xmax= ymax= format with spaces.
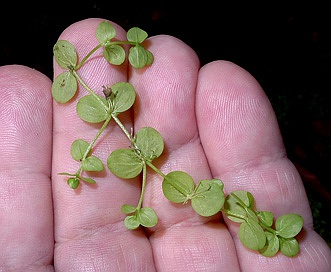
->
xmin=52 ymin=71 xmax=77 ymax=103
xmin=238 ymin=218 xmax=266 ymax=251
xmin=104 ymin=44 xmax=125 ymax=65
xmin=70 ymin=139 xmax=89 ymax=161
xmin=111 ymin=82 xmax=136 ymax=114
xmin=129 ymin=45 xmax=148 ymax=69
xmin=53 ymin=40 xmax=77 ymax=69
xmin=145 ymin=49 xmax=154 ymax=66
xmin=275 ymin=213 xmax=303 ymax=238
xmin=76 ymin=95 xmax=108 ymax=123
xmin=247 ymin=208 xmax=259 ymax=223
xmin=191 ymin=179 xmax=225 ymax=216
xmin=259 ymin=231 xmax=280 ymax=257
xmin=224 ymin=207 xmax=247 ymax=223
xmin=107 ymin=148 xmax=143 ymax=179
xmin=162 ymin=171 xmax=195 ymax=203
xmin=81 ymin=156 xmax=104 ymax=172
xmin=134 ymin=127 xmax=164 ymax=161
xmin=137 ymin=207 xmax=158 ymax=228
xmin=279 ymin=237 xmax=300 ymax=257
xmin=127 ymin=27 xmax=148 ymax=43
xmin=96 ymin=21 xmax=116 ymax=44
xmin=124 ymin=215 xmax=140 ymax=230
xmin=67 ymin=177 xmax=79 ymax=189
xmin=257 ymin=211 xmax=274 ymax=227
xmin=121 ymin=204 xmax=136 ymax=214
xmin=223 ymin=194 xmax=248 ymax=223
xmin=231 ymin=190 xmax=255 ymax=208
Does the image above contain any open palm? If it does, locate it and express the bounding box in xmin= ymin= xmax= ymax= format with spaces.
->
xmin=1 ymin=18 xmax=330 ymax=271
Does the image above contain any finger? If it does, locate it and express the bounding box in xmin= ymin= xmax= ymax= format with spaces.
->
xmin=196 ymin=60 xmax=331 ymax=271
xmin=52 ymin=18 xmax=155 ymax=270
xmin=129 ymin=36 xmax=240 ymax=271
xmin=0 ymin=65 xmax=54 ymax=270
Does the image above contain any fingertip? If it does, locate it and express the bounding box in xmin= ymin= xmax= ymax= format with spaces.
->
xmin=53 ymin=18 xmax=128 ymax=77
xmin=58 ymin=18 xmax=127 ymax=41
xmin=0 ymin=64 xmax=52 ymax=84
xmin=199 ymin=60 xmax=263 ymax=98
xmin=196 ymin=60 xmax=284 ymax=176
xmin=0 ymin=64 xmax=52 ymax=107
xmin=0 ymin=64 xmax=53 ymax=173
xmin=130 ymin=34 xmax=200 ymax=138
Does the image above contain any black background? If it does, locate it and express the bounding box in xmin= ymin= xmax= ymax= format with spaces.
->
xmin=1 ymin=1 xmax=331 ymax=246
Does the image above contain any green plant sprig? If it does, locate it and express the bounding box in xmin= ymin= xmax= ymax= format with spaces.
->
xmin=51 ymin=20 xmax=304 ymax=257
xmin=222 ymin=190 xmax=303 ymax=257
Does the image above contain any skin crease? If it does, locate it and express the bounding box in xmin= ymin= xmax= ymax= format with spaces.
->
xmin=0 ymin=17 xmax=331 ymax=271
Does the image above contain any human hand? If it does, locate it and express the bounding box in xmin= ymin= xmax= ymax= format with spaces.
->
xmin=1 ymin=18 xmax=330 ymax=271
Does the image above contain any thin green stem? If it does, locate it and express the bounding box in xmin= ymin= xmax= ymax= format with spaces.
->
xmin=111 ymin=114 xmax=133 ymax=143
xmin=76 ymin=114 xmax=112 ymax=177
xmin=75 ymin=44 xmax=103 ymax=70
xmin=83 ymin=115 xmax=112 ymax=160
xmin=259 ymin=222 xmax=276 ymax=234
xmin=75 ymin=41 xmax=137 ymax=71
xmin=146 ymin=161 xmax=165 ymax=178
xmin=136 ymin=162 xmax=147 ymax=210
xmin=109 ymin=41 xmax=139 ymax=47
xmin=72 ymin=70 xmax=109 ymax=112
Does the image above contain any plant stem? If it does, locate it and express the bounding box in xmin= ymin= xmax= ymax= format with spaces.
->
xmin=75 ymin=44 xmax=103 ymax=70
xmin=75 ymin=114 xmax=112 ymax=177
xmin=136 ymin=162 xmax=147 ymax=210
xmin=82 ymin=114 xmax=112 ymax=160
xmin=146 ymin=161 xmax=165 ymax=178
xmin=111 ymin=114 xmax=133 ymax=143
xmin=110 ymin=41 xmax=139 ymax=47
xmin=72 ymin=70 xmax=109 ymax=112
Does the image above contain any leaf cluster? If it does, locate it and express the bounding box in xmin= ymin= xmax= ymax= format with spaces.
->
xmin=51 ymin=21 xmax=304 ymax=257
xmin=163 ymin=172 xmax=225 ymax=217
xmin=52 ymin=22 xmax=152 ymax=104
xmin=223 ymin=191 xmax=303 ymax=257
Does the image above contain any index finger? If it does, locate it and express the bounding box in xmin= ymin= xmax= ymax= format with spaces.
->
xmin=52 ymin=18 xmax=155 ymax=270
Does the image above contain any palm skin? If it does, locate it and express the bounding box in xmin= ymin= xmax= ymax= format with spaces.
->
xmin=0 ymin=18 xmax=330 ymax=271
